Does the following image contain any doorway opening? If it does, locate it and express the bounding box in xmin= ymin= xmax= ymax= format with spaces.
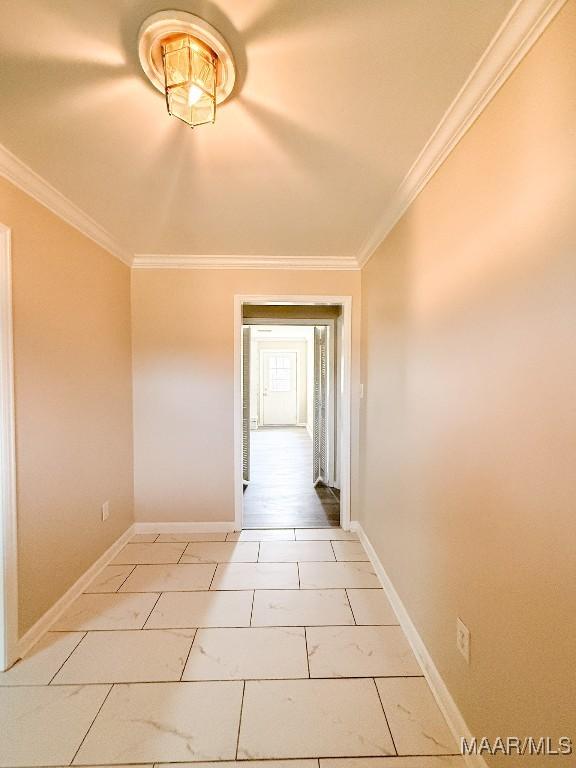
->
xmin=243 ymin=324 xmax=339 ymax=528
xmin=234 ymin=296 xmax=352 ymax=531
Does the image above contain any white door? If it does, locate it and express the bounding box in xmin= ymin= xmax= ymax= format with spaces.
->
xmin=261 ymin=351 xmax=298 ymax=425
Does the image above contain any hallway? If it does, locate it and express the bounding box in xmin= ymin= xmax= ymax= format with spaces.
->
xmin=0 ymin=528 xmax=462 ymax=767
xmin=1 ymin=0 xmax=573 ymax=758
xmin=243 ymin=427 xmax=340 ymax=529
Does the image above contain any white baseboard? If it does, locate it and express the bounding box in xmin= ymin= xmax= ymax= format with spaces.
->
xmin=134 ymin=521 xmax=236 ymax=534
xmin=351 ymin=521 xmax=487 ymax=768
xmin=17 ymin=523 xmax=135 ymax=659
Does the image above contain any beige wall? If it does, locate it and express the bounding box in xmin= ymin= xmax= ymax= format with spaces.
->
xmin=359 ymin=3 xmax=576 ymax=764
xmin=0 ymin=178 xmax=134 ymax=635
xmin=131 ymin=270 xmax=360 ymax=522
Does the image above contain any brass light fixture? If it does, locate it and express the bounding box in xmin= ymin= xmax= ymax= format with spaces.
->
xmin=138 ymin=11 xmax=236 ymax=128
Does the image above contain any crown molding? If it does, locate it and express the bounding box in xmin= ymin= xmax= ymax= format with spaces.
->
xmin=133 ymin=254 xmax=360 ymax=270
xmin=3 ymin=0 xmax=564 ymax=273
xmin=0 ymin=143 xmax=133 ymax=267
xmin=356 ymin=0 xmax=567 ymax=268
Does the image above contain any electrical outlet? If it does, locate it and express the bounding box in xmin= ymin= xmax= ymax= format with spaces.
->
xmin=456 ymin=617 xmax=470 ymax=663
xmin=101 ymin=501 xmax=110 ymax=522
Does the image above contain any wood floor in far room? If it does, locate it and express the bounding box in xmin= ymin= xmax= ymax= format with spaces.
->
xmin=243 ymin=427 xmax=340 ymax=529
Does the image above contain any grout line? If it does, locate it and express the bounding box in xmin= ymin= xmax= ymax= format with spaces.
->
xmin=303 ymin=626 xmax=311 ymax=679
xmin=119 ymin=753 xmax=460 ymax=767
xmin=46 ymin=632 xmax=87 ymax=685
xmin=344 ymin=588 xmax=358 ymax=625
xmin=297 ymin=562 xmax=301 ymax=589
xmin=113 ymin=560 xmax=187 ymax=566
xmin=329 ymin=540 xmax=337 ymax=562
xmin=207 ymin=564 xmax=218 ymax=590
xmin=141 ymin=592 xmax=163 ymax=630
xmin=39 ymin=621 xmax=401 ymax=635
xmin=372 ymin=676 xmax=399 ymax=756
xmin=64 ymin=752 xmax=460 ymax=767
xmin=235 ymin=680 xmax=246 ymax=759
xmin=2 ymin=672 xmax=426 ymax=688
xmin=70 ymin=682 xmax=114 ymax=764
xmin=249 ymin=590 xmax=256 ymax=627
xmin=178 ymin=629 xmax=198 ymax=681
xmin=114 ymin=565 xmax=137 ymax=592
xmin=100 ymin=558 xmax=367 ymax=566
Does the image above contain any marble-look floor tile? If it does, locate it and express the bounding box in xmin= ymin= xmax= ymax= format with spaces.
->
xmin=252 ymin=589 xmax=354 ymax=626
xmin=181 ymin=541 xmax=259 ymax=563
xmin=307 ymin=626 xmax=421 ymax=677
xmin=347 ymin=589 xmax=398 ymax=625
xmin=84 ymin=565 xmax=135 ymax=593
xmin=119 ymin=563 xmax=215 ymax=592
xmin=156 ymin=532 xmax=228 ymax=542
xmin=145 ymin=590 xmax=253 ymax=628
xmin=211 ymin=563 xmax=299 ymax=590
xmin=238 ymin=678 xmax=395 ymax=758
xmin=227 ymin=529 xmax=296 ymax=541
xmin=295 ymin=529 xmax=358 ymax=541
xmin=74 ymin=681 xmax=243 ymax=765
xmin=376 ymin=677 xmax=458 ymax=755
xmin=321 ymin=758 xmax=466 ymax=768
xmin=332 ymin=541 xmax=369 ymax=561
xmin=259 ymin=541 xmax=335 ymax=562
xmin=130 ymin=533 xmax=159 ymax=543
xmin=52 ymin=593 xmax=159 ymax=631
xmin=0 ymin=684 xmax=110 ymax=767
xmin=183 ymin=627 xmax=308 ymax=680
xmin=53 ymin=629 xmax=196 ymax=684
xmin=111 ymin=542 xmax=186 ymax=565
xmin=299 ymin=561 xmax=380 ymax=589
xmin=0 ymin=632 xmax=84 ymax=686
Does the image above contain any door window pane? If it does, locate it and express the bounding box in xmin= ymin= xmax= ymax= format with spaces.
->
xmin=269 ymin=355 xmax=291 ymax=391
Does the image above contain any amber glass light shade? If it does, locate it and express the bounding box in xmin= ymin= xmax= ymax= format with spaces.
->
xmin=162 ymin=35 xmax=217 ymax=127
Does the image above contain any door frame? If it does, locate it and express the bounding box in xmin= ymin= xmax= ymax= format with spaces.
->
xmin=0 ymin=223 xmax=18 ymax=671
xmin=259 ymin=348 xmax=300 ymax=427
xmin=234 ymin=294 xmax=353 ymax=531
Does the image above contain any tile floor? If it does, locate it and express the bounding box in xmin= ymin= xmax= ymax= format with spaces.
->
xmin=0 ymin=529 xmax=464 ymax=768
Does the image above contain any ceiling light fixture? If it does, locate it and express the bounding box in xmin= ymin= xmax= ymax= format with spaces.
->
xmin=138 ymin=11 xmax=236 ymax=128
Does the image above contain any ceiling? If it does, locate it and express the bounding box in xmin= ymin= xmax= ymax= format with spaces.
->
xmin=0 ymin=0 xmax=517 ymax=265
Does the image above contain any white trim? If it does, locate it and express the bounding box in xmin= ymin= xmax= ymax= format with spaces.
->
xmin=0 ymin=142 xmax=132 ymax=267
xmin=357 ymin=0 xmax=567 ymax=267
xmin=0 ymin=224 xmax=18 ymax=672
xmin=0 ymin=0 xmax=564 ymax=276
xmin=17 ymin=524 xmax=135 ymax=660
xmin=351 ymin=521 xmax=488 ymax=768
xmin=134 ymin=521 xmax=235 ymax=534
xmin=133 ymin=254 xmax=360 ymax=270
xmin=234 ymin=295 xmax=353 ymax=532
